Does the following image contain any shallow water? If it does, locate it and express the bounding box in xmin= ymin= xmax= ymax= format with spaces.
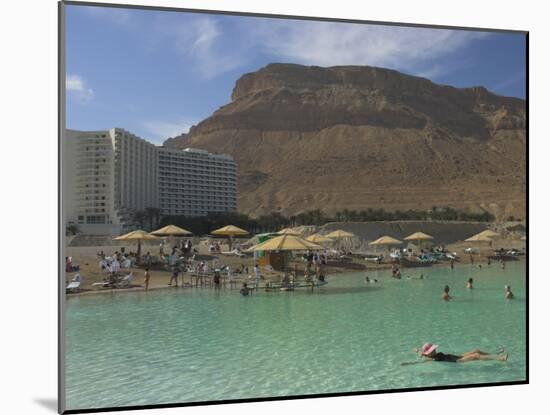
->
xmin=65 ymin=261 xmax=526 ymax=410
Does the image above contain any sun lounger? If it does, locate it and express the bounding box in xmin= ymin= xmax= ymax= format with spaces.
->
xmin=67 ymin=274 xmax=81 ymax=293
xmin=221 ymin=249 xmax=245 ymax=257
xmin=92 ymin=280 xmax=111 ymax=287
xmin=116 ymin=273 xmax=134 ymax=288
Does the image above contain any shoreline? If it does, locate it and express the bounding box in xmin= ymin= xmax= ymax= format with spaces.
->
xmin=66 ymin=256 xmax=525 ymax=298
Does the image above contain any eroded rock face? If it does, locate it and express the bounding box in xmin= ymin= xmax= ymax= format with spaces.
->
xmin=164 ymin=63 xmax=526 ymax=220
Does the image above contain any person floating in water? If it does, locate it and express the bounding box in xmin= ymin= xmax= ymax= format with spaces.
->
xmin=505 ymin=285 xmax=514 ymax=299
xmin=401 ymin=343 xmax=508 ymax=365
xmin=442 ymin=285 xmax=451 ymax=301
xmin=466 ymin=278 xmax=473 ymax=289
xmin=240 ymin=282 xmax=251 ymax=296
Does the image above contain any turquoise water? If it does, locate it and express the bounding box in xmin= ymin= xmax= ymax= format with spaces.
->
xmin=65 ymin=261 xmax=526 ymax=410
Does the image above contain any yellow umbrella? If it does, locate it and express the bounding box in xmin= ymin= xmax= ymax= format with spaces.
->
xmin=211 ymin=225 xmax=249 ymax=250
xmin=325 ymin=230 xmax=355 ymax=239
xmin=211 ymin=225 xmax=249 ymax=236
xmin=404 ymin=231 xmax=434 ymax=250
xmin=404 ymin=231 xmax=434 ymax=242
xmin=249 ymin=235 xmax=324 ymax=251
xmin=151 ymin=224 xmax=192 ymax=236
xmin=369 ymin=235 xmax=402 ymax=253
xmin=277 ymin=227 xmax=302 ymax=236
xmin=465 ymin=230 xmax=499 ymax=256
xmin=369 ymin=235 xmax=402 ymax=246
xmin=113 ymin=230 xmax=158 ymax=259
xmin=306 ymin=234 xmax=333 ymax=244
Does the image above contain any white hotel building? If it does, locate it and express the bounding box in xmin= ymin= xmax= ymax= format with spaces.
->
xmin=63 ymin=128 xmax=237 ymax=235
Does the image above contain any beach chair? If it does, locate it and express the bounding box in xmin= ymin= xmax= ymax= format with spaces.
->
xmin=116 ymin=272 xmax=134 ymax=288
xmin=66 ymin=273 xmax=81 ymax=293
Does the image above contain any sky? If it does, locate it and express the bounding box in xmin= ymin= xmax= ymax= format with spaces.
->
xmin=65 ymin=4 xmax=527 ymax=144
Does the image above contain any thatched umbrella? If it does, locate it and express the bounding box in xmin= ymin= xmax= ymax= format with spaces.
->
xmin=325 ymin=230 xmax=355 ymax=239
xmin=465 ymin=230 xmax=500 ymax=256
xmin=326 ymin=229 xmax=356 ymax=250
xmin=113 ymin=230 xmax=159 ymax=261
xmin=306 ymin=234 xmax=333 ymax=244
xmin=277 ymin=227 xmax=303 ymax=236
xmin=248 ymin=234 xmax=324 ymax=273
xmin=369 ymin=235 xmax=402 ymax=252
xmin=151 ymin=224 xmax=192 ymax=236
xmin=404 ymin=231 xmax=434 ymax=250
xmin=249 ymin=234 xmax=324 ymax=252
xmin=211 ymin=225 xmax=249 ymax=250
xmin=151 ymin=225 xmax=193 ymax=251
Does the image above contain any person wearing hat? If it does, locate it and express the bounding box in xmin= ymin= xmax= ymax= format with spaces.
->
xmin=402 ymin=343 xmax=508 ymax=365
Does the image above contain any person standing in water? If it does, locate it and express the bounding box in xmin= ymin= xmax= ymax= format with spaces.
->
xmin=466 ymin=278 xmax=473 ymax=289
xmin=505 ymin=285 xmax=514 ymax=299
xmin=240 ymin=282 xmax=251 ymax=296
xmin=442 ymin=285 xmax=451 ymax=301
xmin=143 ymin=268 xmax=151 ymax=292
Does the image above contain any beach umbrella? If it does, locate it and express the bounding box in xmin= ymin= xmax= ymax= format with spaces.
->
xmin=151 ymin=224 xmax=192 ymax=236
xmin=325 ymin=230 xmax=355 ymax=239
xmin=249 ymin=234 xmax=324 ymax=252
xmin=211 ymin=225 xmax=249 ymax=250
xmin=113 ymin=230 xmax=159 ymax=260
xmin=325 ymin=229 xmax=356 ymax=250
xmin=369 ymin=236 xmax=402 ymax=252
xmin=277 ymin=227 xmax=303 ymax=236
xmin=465 ymin=230 xmax=499 ymax=256
xmin=404 ymin=231 xmax=434 ymax=250
xmin=306 ymin=234 xmax=333 ymax=244
xmin=151 ymin=225 xmax=193 ymax=249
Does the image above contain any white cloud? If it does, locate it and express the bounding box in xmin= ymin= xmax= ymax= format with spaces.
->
xmin=254 ymin=21 xmax=489 ymax=79
xmin=142 ymin=119 xmax=196 ymax=143
xmin=66 ymin=75 xmax=94 ymax=103
xmin=163 ymin=16 xmax=244 ymax=80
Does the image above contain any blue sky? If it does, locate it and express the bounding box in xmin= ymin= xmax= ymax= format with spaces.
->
xmin=65 ymin=4 xmax=526 ymax=144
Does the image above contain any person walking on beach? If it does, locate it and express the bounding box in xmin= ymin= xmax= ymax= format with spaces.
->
xmin=143 ymin=268 xmax=151 ymax=292
xmin=442 ymin=285 xmax=451 ymax=301
xmin=169 ymin=267 xmax=179 ymax=287
xmin=402 ymin=343 xmax=507 ymax=365
xmin=505 ymin=285 xmax=514 ymax=299
xmin=450 ymin=259 xmax=454 ymax=270
xmin=466 ymin=278 xmax=473 ymax=289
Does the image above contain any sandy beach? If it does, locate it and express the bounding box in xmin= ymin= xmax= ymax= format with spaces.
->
xmin=64 ymin=234 xmax=526 ymax=296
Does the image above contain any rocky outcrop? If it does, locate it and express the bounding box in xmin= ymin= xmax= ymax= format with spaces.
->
xmin=164 ymin=63 xmax=526 ymax=220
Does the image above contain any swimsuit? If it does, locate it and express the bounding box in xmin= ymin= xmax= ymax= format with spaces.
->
xmin=432 ymin=352 xmax=461 ymax=362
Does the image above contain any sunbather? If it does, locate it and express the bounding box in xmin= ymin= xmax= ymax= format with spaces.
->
xmin=401 ymin=343 xmax=508 ymax=365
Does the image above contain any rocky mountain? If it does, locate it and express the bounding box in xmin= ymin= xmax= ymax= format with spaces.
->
xmin=165 ymin=63 xmax=526 ymax=220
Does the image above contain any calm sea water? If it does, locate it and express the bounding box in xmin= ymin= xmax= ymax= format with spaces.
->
xmin=65 ymin=261 xmax=526 ymax=410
